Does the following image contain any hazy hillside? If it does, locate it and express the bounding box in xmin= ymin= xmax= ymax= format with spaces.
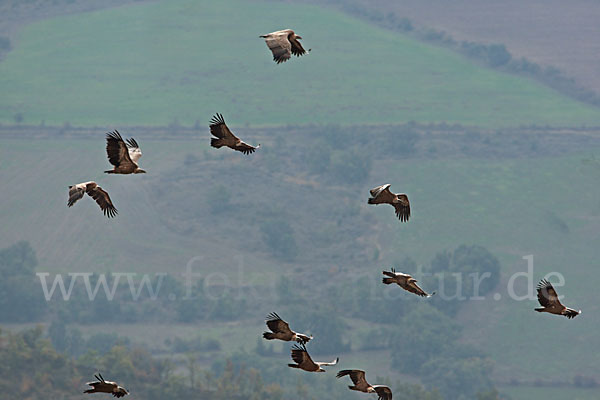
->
xmin=319 ymin=0 xmax=600 ymax=93
xmin=1 ymin=0 xmax=600 ymax=127
xmin=2 ymin=126 xmax=600 ymax=399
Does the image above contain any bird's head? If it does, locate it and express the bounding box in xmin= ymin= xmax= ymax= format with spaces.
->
xmin=367 ymin=387 xmax=376 ymax=393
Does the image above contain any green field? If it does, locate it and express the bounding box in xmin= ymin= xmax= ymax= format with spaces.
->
xmin=1 ymin=0 xmax=600 ymax=127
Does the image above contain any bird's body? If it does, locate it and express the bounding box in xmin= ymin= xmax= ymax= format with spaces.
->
xmin=368 ymin=184 xmax=410 ymax=222
xmin=260 ymin=29 xmax=307 ymax=64
xmin=337 ymin=369 xmax=392 ymax=400
xmin=382 ymin=268 xmax=434 ymax=297
xmin=68 ymin=181 xmax=118 ymax=218
xmin=209 ymin=113 xmax=260 ymax=155
xmin=263 ymin=312 xmax=312 ymax=344
xmin=288 ymin=343 xmax=338 ymax=372
xmin=535 ymin=279 xmax=580 ymax=319
xmin=84 ymin=374 xmax=128 ymax=398
xmin=104 ymin=130 xmax=145 ymax=174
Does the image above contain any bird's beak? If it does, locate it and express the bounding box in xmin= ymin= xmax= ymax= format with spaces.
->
xmin=297 ymin=36 xmax=302 ymax=40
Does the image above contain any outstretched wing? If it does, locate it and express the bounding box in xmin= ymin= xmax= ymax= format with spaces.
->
xmin=290 ymin=343 xmax=317 ymax=369
xmin=318 ymin=357 xmax=339 ymax=367
xmin=126 ymin=137 xmax=142 ymax=163
xmin=405 ymin=279 xmax=431 ymax=297
xmin=262 ymin=31 xmax=292 ymax=64
xmin=86 ymin=184 xmax=118 ymax=218
xmin=106 ymin=130 xmax=135 ymax=168
xmin=266 ymin=312 xmax=292 ymax=334
xmin=537 ymin=279 xmax=563 ymax=308
xmin=393 ymin=194 xmax=410 ymax=222
xmin=373 ymin=385 xmax=393 ymax=400
xmin=233 ymin=141 xmax=259 ymax=155
xmin=370 ymin=184 xmax=391 ymax=198
xmin=209 ymin=113 xmax=238 ymax=141
xmin=68 ymin=185 xmax=86 ymax=207
xmin=336 ymin=369 xmax=369 ymax=387
xmin=289 ymin=35 xmax=307 ymax=57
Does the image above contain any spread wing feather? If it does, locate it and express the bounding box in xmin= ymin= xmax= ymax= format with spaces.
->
xmin=537 ymin=279 xmax=563 ymax=308
xmin=393 ymin=194 xmax=410 ymax=222
xmin=209 ymin=113 xmax=238 ymax=141
xmin=289 ymin=35 xmax=307 ymax=57
xmin=262 ymin=32 xmax=292 ymax=64
xmin=266 ymin=312 xmax=292 ymax=334
xmin=337 ymin=369 xmax=368 ymax=386
xmin=106 ymin=130 xmax=135 ymax=168
xmin=290 ymin=343 xmax=316 ymax=368
xmin=86 ymin=184 xmax=118 ymax=218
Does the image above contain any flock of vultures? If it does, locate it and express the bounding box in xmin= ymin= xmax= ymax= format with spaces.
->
xmin=63 ymin=30 xmax=582 ymax=399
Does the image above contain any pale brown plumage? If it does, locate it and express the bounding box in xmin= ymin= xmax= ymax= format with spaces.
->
xmin=368 ymin=184 xmax=410 ymax=222
xmin=263 ymin=312 xmax=312 ymax=344
xmin=288 ymin=343 xmax=338 ymax=372
xmin=382 ymin=268 xmax=434 ymax=297
xmin=104 ymin=130 xmax=145 ymax=174
xmin=68 ymin=181 xmax=118 ymax=218
xmin=337 ymin=370 xmax=393 ymax=400
xmin=535 ymin=279 xmax=580 ymax=319
xmin=260 ymin=29 xmax=307 ymax=64
xmin=209 ymin=113 xmax=260 ymax=155
xmin=84 ymin=374 xmax=129 ymax=398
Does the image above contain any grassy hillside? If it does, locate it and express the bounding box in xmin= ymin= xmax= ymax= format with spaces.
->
xmin=1 ymin=0 xmax=600 ymax=127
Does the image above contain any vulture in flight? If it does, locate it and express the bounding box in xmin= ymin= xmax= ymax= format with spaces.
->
xmin=104 ymin=130 xmax=145 ymax=174
xmin=535 ymin=279 xmax=580 ymax=319
xmin=263 ymin=312 xmax=312 ymax=344
xmin=337 ymin=369 xmax=393 ymax=400
xmin=260 ymin=29 xmax=308 ymax=64
xmin=382 ymin=268 xmax=434 ymax=297
xmin=84 ymin=374 xmax=129 ymax=398
xmin=288 ymin=343 xmax=339 ymax=372
xmin=209 ymin=113 xmax=260 ymax=154
xmin=68 ymin=182 xmax=118 ymax=218
xmin=368 ymin=184 xmax=410 ymax=222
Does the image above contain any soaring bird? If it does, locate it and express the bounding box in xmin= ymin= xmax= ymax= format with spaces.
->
xmin=209 ymin=113 xmax=260 ymax=154
xmin=337 ymin=369 xmax=393 ymax=400
xmin=68 ymin=182 xmax=118 ymax=218
xmin=288 ymin=343 xmax=338 ymax=372
xmin=84 ymin=374 xmax=129 ymax=398
xmin=263 ymin=312 xmax=312 ymax=344
xmin=104 ymin=130 xmax=145 ymax=174
xmin=535 ymin=279 xmax=580 ymax=319
xmin=382 ymin=268 xmax=434 ymax=297
xmin=260 ymin=29 xmax=308 ymax=64
xmin=368 ymin=184 xmax=410 ymax=222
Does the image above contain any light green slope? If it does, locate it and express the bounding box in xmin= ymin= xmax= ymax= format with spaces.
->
xmin=0 ymin=0 xmax=599 ymax=127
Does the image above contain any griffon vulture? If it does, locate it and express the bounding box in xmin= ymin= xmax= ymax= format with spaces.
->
xmin=288 ymin=343 xmax=338 ymax=372
xmin=260 ymin=29 xmax=308 ymax=64
xmin=263 ymin=312 xmax=312 ymax=344
xmin=68 ymin=182 xmax=118 ymax=218
xmin=368 ymin=184 xmax=410 ymax=222
xmin=535 ymin=279 xmax=580 ymax=319
xmin=84 ymin=374 xmax=129 ymax=398
xmin=209 ymin=113 xmax=260 ymax=154
xmin=382 ymin=268 xmax=434 ymax=297
xmin=104 ymin=130 xmax=145 ymax=174
xmin=337 ymin=369 xmax=393 ymax=400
